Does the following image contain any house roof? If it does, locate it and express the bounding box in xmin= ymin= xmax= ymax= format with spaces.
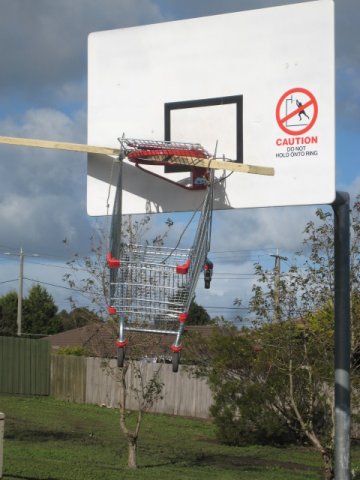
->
xmin=46 ymin=323 xmax=115 ymax=357
xmin=46 ymin=322 xmax=217 ymax=359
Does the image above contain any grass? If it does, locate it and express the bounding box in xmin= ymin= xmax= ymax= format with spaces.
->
xmin=0 ymin=394 xmax=356 ymax=479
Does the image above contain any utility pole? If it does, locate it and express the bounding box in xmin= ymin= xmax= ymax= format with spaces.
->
xmin=17 ymin=248 xmax=24 ymax=336
xmin=270 ymin=251 xmax=287 ymax=323
xmin=4 ymin=248 xmax=39 ymax=336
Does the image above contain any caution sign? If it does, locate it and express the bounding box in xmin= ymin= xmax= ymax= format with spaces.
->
xmin=276 ymin=87 xmax=318 ymax=136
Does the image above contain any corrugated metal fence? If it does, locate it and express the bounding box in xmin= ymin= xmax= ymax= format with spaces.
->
xmin=51 ymin=355 xmax=213 ymax=419
xmin=0 ymin=336 xmax=50 ymax=395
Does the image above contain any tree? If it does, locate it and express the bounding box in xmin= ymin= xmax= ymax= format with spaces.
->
xmin=57 ymin=307 xmax=101 ymax=331
xmin=118 ymin=362 xmax=163 ymax=469
xmin=63 ymin=216 xmax=172 ymax=469
xmin=100 ymin=335 xmax=164 ymax=469
xmin=199 ymin=313 xmax=335 ymax=478
xmin=0 ymin=290 xmax=18 ymax=336
xmin=246 ymin=199 xmax=360 ymax=325
xmin=22 ymin=284 xmax=61 ymax=335
xmin=63 ymin=230 xmax=109 ymax=317
xmin=196 ymin=199 xmax=360 ymax=480
xmin=187 ymin=299 xmax=212 ymax=325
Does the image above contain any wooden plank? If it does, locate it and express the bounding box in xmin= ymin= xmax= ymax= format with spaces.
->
xmin=0 ymin=135 xmax=274 ymax=176
xmin=0 ymin=135 xmax=119 ymax=156
xmin=168 ymin=155 xmax=274 ymax=176
xmin=80 ymin=358 xmax=212 ymax=418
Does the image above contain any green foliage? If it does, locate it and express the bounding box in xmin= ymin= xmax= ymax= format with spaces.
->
xmin=56 ymin=345 xmax=89 ymax=356
xmin=57 ymin=307 xmax=101 ymax=331
xmin=201 ymin=317 xmax=334 ymax=449
xmin=0 ymin=290 xmax=18 ymax=335
xmin=208 ymin=199 xmax=360 ymax=480
xmin=22 ymin=284 xmax=61 ymax=335
xmin=198 ymin=200 xmax=360 ymax=479
xmin=0 ymin=285 xmax=67 ymax=336
xmin=188 ymin=299 xmax=213 ymax=325
xmin=207 ymin=327 xmax=291 ymax=446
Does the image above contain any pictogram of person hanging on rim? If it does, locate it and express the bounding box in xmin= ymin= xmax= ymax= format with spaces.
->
xmin=296 ymin=99 xmax=310 ymax=121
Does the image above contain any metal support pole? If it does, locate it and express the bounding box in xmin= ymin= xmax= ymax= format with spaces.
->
xmin=0 ymin=412 xmax=4 ymax=479
xmin=332 ymin=191 xmax=351 ymax=480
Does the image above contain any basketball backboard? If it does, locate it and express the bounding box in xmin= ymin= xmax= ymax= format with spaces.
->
xmin=87 ymin=0 xmax=334 ymax=216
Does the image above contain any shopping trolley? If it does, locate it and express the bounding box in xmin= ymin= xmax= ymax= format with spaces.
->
xmin=107 ymin=138 xmax=214 ymax=372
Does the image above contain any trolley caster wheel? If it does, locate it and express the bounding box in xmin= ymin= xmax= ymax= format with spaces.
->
xmin=172 ymin=351 xmax=180 ymax=373
xmin=117 ymin=347 xmax=126 ymax=368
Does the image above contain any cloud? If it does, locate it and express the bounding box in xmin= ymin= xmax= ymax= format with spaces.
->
xmin=194 ymin=204 xmax=324 ymax=319
xmin=157 ymin=0 xmax=309 ymax=20
xmin=0 ymin=0 xmax=164 ymax=106
xmin=210 ymin=206 xmax=316 ymax=256
xmin=1 ymin=107 xmax=85 ymax=141
xmin=0 ymin=107 xmax=91 ymax=256
xmin=336 ymin=0 xmax=360 ymax=70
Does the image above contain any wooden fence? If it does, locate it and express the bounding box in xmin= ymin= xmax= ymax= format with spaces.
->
xmin=51 ymin=355 xmax=213 ymax=419
xmin=51 ymin=354 xmax=86 ymax=403
xmin=0 ymin=336 xmax=50 ymax=395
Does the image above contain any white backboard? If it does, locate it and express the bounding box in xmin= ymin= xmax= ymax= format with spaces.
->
xmin=87 ymin=0 xmax=335 ymax=216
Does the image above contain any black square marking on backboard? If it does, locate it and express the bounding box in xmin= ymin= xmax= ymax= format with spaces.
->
xmin=164 ymin=95 xmax=243 ymax=173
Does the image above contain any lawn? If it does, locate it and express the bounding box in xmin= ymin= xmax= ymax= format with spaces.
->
xmin=0 ymin=394 xmax=355 ymax=479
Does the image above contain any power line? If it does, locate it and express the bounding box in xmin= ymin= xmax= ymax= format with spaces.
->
xmin=212 ymin=276 xmax=256 ymax=280
xmin=204 ymin=305 xmax=250 ymax=311
xmin=211 ymin=247 xmax=278 ymax=253
xmin=213 ymin=272 xmax=256 ymax=275
xmin=0 ymin=279 xmax=18 ymax=285
xmin=24 ymin=260 xmax=85 ymax=271
xmin=0 ymin=248 xmax=82 ymax=262
xmin=23 ymin=277 xmax=86 ymax=294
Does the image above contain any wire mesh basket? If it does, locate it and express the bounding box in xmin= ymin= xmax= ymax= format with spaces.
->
xmin=121 ymin=137 xmax=210 ymax=161
xmin=107 ymin=138 xmax=214 ymax=372
xmin=119 ymin=137 xmax=211 ymax=191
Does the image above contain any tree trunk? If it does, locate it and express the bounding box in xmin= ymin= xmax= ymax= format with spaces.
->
xmin=288 ymin=360 xmax=335 ymax=479
xmin=322 ymin=450 xmax=334 ymax=480
xmin=127 ymin=436 xmax=137 ymax=469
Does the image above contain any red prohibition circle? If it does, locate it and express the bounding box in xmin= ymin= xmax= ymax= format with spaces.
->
xmin=276 ymin=87 xmax=318 ymax=136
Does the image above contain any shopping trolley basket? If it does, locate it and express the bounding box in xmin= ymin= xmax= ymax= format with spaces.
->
xmin=107 ymin=138 xmax=214 ymax=372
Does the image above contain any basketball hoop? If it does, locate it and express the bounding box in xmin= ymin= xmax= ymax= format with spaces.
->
xmin=119 ymin=137 xmax=210 ymax=190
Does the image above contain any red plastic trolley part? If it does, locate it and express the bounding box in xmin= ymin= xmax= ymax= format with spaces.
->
xmin=204 ymin=260 xmax=213 ymax=272
xmin=178 ymin=312 xmax=189 ymax=324
xmin=108 ymin=306 xmax=117 ymax=315
xmin=176 ymin=259 xmax=190 ymax=274
xmin=127 ymin=148 xmax=208 ymax=161
xmin=116 ymin=339 xmax=129 ymax=349
xmin=127 ymin=147 xmax=210 ymax=191
xmin=107 ymin=251 xmax=120 ymax=269
xmin=204 ymin=260 xmax=213 ymax=279
xmin=170 ymin=344 xmax=183 ymax=353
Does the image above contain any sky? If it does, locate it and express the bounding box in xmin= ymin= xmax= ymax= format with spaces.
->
xmin=0 ymin=0 xmax=359 ymax=324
